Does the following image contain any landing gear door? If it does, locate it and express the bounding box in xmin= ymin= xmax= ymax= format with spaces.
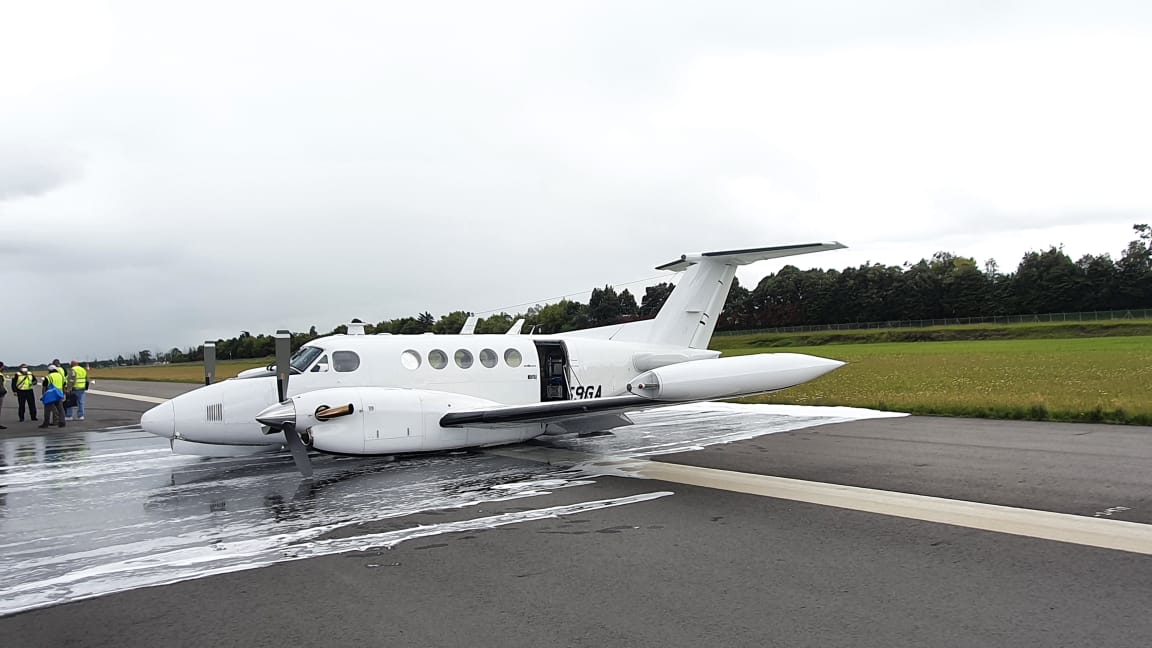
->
xmin=533 ymin=341 xmax=570 ymax=402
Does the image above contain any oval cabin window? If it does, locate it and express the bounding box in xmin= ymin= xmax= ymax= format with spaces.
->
xmin=454 ymin=349 xmax=474 ymax=369
xmin=429 ymin=349 xmax=448 ymax=370
xmin=479 ymin=348 xmax=498 ymax=368
xmin=504 ymin=348 xmax=522 ymax=368
xmin=401 ymin=350 xmax=421 ymax=370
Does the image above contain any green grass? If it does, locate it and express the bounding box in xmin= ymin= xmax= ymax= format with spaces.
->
xmin=724 ymin=336 xmax=1152 ymax=425
xmin=712 ymin=320 xmax=1152 ymax=349
xmin=95 ymin=359 xmax=270 ymax=383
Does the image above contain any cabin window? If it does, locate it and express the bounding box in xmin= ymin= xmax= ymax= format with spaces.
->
xmin=504 ymin=348 xmax=522 ymax=368
xmin=333 ymin=351 xmax=360 ymax=372
xmin=479 ymin=348 xmax=498 ymax=368
xmin=429 ymin=349 xmax=448 ymax=370
xmin=454 ymin=349 xmax=474 ymax=369
xmin=310 ymin=354 xmax=329 ymax=372
xmin=401 ymin=350 xmax=421 ymax=370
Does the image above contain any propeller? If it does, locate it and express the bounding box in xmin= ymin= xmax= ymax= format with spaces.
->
xmin=266 ymin=330 xmax=313 ymax=478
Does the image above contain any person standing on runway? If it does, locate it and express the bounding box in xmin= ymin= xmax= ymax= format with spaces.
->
xmin=0 ymin=361 xmax=7 ymax=429
xmin=66 ymin=360 xmax=89 ymax=421
xmin=40 ymin=363 xmax=66 ymax=428
xmin=11 ymin=364 xmax=38 ymax=422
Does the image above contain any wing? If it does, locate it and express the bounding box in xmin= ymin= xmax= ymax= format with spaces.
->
xmin=439 ymin=395 xmax=680 ymax=434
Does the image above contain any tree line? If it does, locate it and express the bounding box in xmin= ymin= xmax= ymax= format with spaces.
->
xmin=97 ymin=224 xmax=1149 ymax=366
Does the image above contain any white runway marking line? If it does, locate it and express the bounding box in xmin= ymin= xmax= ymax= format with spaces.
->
xmin=490 ymin=447 xmax=1152 ymax=556
xmin=87 ymin=389 xmax=169 ymax=404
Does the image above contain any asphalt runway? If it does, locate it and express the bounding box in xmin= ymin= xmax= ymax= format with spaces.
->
xmin=2 ymin=381 xmax=1151 ymax=647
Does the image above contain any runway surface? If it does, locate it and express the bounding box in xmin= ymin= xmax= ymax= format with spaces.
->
xmin=2 ymin=381 xmax=1151 ymax=647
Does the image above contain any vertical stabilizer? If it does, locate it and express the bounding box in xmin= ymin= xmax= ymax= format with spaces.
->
xmin=647 ymin=259 xmax=737 ymax=348
xmin=646 ymin=242 xmax=846 ymax=348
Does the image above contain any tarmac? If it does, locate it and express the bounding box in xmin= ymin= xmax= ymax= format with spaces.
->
xmin=2 ymin=381 xmax=1151 ymax=647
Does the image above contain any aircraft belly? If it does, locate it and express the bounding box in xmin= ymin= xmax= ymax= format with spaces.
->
xmin=179 ymin=424 xmax=269 ymax=445
xmin=170 ymin=438 xmax=282 ymax=457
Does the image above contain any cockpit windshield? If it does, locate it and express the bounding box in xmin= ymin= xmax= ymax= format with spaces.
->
xmin=289 ymin=346 xmax=324 ymax=373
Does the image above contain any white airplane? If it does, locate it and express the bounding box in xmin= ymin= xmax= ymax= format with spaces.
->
xmin=141 ymin=242 xmax=847 ymax=476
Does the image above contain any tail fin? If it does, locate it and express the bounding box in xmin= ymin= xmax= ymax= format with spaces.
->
xmin=647 ymin=242 xmax=846 ymax=348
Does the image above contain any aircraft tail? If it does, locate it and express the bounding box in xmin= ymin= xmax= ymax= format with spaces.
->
xmin=647 ymin=242 xmax=846 ymax=348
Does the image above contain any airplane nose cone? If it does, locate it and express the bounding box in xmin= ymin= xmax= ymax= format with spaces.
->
xmin=141 ymin=401 xmax=175 ymax=439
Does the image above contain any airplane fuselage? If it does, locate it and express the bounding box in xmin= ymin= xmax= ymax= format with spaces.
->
xmin=142 ymin=333 xmax=719 ymax=454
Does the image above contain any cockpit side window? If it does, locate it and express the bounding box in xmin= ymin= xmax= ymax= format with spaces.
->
xmin=310 ymin=354 xmax=330 ymax=372
xmin=333 ymin=351 xmax=360 ymax=372
xmin=290 ymin=346 xmax=323 ymax=373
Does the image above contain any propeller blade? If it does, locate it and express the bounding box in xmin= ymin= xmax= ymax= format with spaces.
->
xmin=255 ymin=400 xmax=312 ymax=477
xmin=274 ymin=330 xmax=291 ymax=403
xmin=282 ymin=422 xmax=314 ymax=478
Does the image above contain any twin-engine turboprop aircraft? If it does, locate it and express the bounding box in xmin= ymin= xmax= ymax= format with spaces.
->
xmin=141 ymin=242 xmax=847 ymax=476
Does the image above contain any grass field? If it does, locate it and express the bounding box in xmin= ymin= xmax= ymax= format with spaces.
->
xmin=724 ymin=336 xmax=1152 ymax=425
xmin=95 ymin=359 xmax=269 ymax=383
xmin=92 ymin=332 xmax=1152 ymax=425
xmin=711 ymin=319 xmax=1152 ymax=349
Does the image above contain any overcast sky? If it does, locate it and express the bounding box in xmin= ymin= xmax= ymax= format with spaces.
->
xmin=2 ymin=1 xmax=1150 ymax=363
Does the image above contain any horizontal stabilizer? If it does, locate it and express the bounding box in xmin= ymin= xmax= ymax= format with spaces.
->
xmin=645 ymin=240 xmax=847 ymax=348
xmin=655 ymin=241 xmax=846 ymax=272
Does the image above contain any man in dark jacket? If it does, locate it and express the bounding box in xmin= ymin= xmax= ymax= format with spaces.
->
xmin=40 ymin=363 xmax=66 ymax=428
xmin=11 ymin=364 xmax=38 ymax=422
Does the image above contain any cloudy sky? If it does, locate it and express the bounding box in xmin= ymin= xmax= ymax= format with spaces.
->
xmin=2 ymin=1 xmax=1150 ymax=362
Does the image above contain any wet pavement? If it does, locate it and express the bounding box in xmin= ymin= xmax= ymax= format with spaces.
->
xmin=0 ymin=393 xmax=899 ymax=616
xmin=6 ymin=390 xmax=1152 ymax=648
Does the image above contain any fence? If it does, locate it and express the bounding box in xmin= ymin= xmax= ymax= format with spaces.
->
xmin=713 ymin=309 xmax=1152 ymax=336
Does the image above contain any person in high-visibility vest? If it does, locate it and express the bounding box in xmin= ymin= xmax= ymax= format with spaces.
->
xmin=66 ymin=360 xmax=89 ymax=421
xmin=0 ymin=361 xmax=7 ymax=430
xmin=52 ymin=359 xmax=67 ymax=383
xmin=40 ymin=363 xmax=67 ymax=428
xmin=11 ymin=364 xmax=38 ymax=423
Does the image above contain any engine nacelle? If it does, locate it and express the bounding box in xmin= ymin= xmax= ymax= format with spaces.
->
xmin=626 ymin=353 xmax=844 ymax=401
xmin=285 ymin=387 xmax=510 ymax=455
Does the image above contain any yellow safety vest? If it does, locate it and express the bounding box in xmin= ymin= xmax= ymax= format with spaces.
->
xmin=47 ymin=371 xmax=65 ymax=389
xmin=73 ymin=366 xmax=88 ymax=389
xmin=17 ymin=373 xmax=34 ymax=390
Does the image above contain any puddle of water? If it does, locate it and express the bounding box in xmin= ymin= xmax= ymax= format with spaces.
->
xmin=0 ymin=403 xmax=902 ymax=616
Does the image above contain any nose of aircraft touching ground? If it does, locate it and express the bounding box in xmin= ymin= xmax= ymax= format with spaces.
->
xmin=141 ymin=401 xmax=176 ymax=439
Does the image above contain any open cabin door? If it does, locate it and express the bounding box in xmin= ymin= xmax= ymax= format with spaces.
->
xmin=533 ymin=340 xmax=570 ymax=402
